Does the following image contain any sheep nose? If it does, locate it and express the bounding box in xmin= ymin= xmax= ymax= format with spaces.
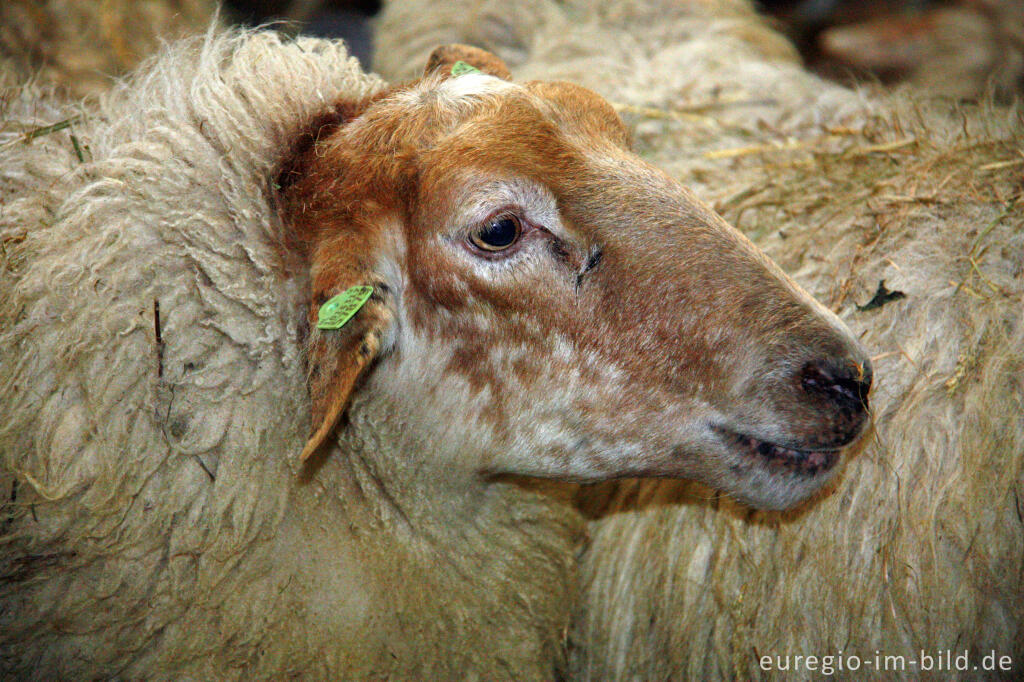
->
xmin=800 ymin=358 xmax=872 ymax=413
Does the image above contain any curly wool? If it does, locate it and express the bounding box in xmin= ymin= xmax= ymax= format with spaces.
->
xmin=0 ymin=30 xmax=583 ymax=679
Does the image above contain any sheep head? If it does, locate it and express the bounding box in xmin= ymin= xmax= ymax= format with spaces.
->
xmin=278 ymin=45 xmax=872 ymax=510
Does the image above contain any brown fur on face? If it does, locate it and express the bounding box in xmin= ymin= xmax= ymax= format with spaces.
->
xmin=279 ymin=45 xmax=872 ymax=509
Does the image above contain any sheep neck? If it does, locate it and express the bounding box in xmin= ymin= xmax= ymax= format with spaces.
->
xmin=273 ymin=393 xmax=584 ymax=676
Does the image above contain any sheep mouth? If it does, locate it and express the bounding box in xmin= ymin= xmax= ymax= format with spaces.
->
xmin=715 ymin=425 xmax=840 ymax=476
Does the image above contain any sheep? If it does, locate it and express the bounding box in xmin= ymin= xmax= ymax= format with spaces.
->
xmin=372 ymin=0 xmax=868 ymax=131
xmin=0 ymin=0 xmax=214 ymax=97
xmin=818 ymin=0 xmax=1024 ymax=102
xmin=373 ymin=1 xmax=1024 ymax=679
xmin=0 ymin=28 xmax=874 ymax=678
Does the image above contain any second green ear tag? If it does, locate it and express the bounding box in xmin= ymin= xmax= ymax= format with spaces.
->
xmin=317 ymin=285 xmax=373 ymax=330
xmin=451 ymin=60 xmax=481 ymax=76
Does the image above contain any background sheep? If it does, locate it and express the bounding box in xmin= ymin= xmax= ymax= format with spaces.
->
xmin=0 ymin=0 xmax=215 ymax=97
xmin=375 ymin=1 xmax=1024 ymax=678
xmin=816 ymin=0 xmax=1024 ymax=102
xmin=373 ymin=0 xmax=868 ymax=129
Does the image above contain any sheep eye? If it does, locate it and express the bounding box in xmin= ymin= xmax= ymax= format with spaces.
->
xmin=470 ymin=215 xmax=521 ymax=252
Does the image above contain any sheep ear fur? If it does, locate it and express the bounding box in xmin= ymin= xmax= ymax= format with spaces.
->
xmin=424 ymin=44 xmax=512 ymax=80
xmin=278 ymin=98 xmax=402 ymax=464
xmin=300 ymin=281 xmax=396 ymax=462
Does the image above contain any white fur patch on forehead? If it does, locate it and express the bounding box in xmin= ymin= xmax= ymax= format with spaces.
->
xmin=386 ymin=72 xmax=520 ymax=115
xmin=435 ymin=72 xmax=518 ymax=100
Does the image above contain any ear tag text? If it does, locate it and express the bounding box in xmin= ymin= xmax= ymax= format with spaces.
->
xmin=451 ymin=60 xmax=481 ymax=76
xmin=317 ymin=285 xmax=373 ymax=330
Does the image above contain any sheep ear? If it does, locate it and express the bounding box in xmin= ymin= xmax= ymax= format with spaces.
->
xmin=424 ymin=44 xmax=512 ymax=80
xmin=299 ymin=283 xmax=395 ymax=462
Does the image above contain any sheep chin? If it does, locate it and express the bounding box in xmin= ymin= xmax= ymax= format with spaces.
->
xmin=690 ymin=425 xmax=848 ymax=511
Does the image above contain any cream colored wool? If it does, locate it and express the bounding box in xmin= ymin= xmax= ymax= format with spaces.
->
xmin=0 ymin=0 xmax=215 ymax=97
xmin=0 ymin=30 xmax=583 ymax=679
xmin=375 ymin=2 xmax=1024 ymax=679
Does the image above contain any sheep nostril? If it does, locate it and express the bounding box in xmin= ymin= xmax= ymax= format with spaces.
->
xmin=801 ymin=360 xmax=872 ymax=413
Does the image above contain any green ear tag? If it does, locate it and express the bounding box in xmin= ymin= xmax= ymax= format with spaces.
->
xmin=450 ymin=60 xmax=481 ymax=77
xmin=317 ymin=285 xmax=374 ymax=330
